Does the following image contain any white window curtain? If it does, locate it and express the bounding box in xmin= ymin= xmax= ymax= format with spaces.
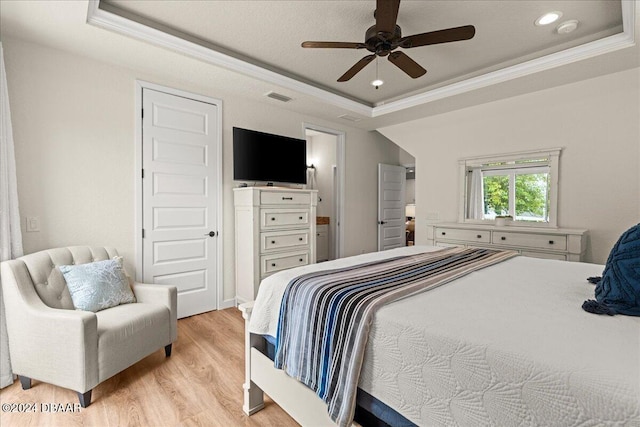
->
xmin=0 ymin=42 xmax=23 ymax=389
xmin=467 ymin=167 xmax=484 ymax=220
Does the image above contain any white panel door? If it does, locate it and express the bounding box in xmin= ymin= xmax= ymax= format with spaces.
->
xmin=142 ymin=88 xmax=219 ymax=318
xmin=377 ymin=164 xmax=406 ymax=251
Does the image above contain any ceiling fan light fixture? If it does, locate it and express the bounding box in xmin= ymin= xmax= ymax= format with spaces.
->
xmin=535 ymin=11 xmax=563 ymax=26
xmin=371 ymin=56 xmax=384 ymax=89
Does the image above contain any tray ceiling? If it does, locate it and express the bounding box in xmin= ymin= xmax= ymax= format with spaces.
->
xmin=99 ymin=0 xmax=624 ymax=107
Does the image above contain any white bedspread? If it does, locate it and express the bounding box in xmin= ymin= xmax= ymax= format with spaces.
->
xmin=249 ymin=246 xmax=640 ymax=426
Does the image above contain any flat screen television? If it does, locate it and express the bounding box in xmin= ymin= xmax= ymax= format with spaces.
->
xmin=233 ymin=127 xmax=307 ymax=185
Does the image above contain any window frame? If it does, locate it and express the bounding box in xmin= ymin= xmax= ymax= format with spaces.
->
xmin=458 ymin=148 xmax=561 ymax=228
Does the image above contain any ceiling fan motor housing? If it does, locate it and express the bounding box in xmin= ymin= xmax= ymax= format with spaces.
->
xmin=365 ymin=24 xmax=402 ymax=56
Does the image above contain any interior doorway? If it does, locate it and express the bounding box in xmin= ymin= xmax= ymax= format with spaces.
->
xmin=377 ymin=164 xmax=406 ymax=251
xmin=303 ymin=124 xmax=345 ymax=261
xmin=135 ymin=81 xmax=224 ymax=317
xmin=400 ymin=147 xmax=416 ymax=246
xmin=404 ymin=164 xmax=416 ymax=245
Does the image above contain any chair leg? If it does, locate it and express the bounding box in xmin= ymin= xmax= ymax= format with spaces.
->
xmin=77 ymin=390 xmax=92 ymax=408
xmin=18 ymin=375 xmax=31 ymax=390
xmin=164 ymin=344 xmax=172 ymax=357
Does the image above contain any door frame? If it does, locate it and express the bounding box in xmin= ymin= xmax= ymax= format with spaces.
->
xmin=301 ymin=123 xmax=345 ymax=259
xmin=134 ymin=80 xmax=226 ymax=309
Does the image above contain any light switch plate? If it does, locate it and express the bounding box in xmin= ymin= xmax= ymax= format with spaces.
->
xmin=26 ymin=216 xmax=40 ymax=232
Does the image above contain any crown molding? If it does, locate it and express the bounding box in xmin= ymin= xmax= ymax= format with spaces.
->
xmin=86 ymin=0 xmax=372 ymax=116
xmin=87 ymin=0 xmax=636 ymax=119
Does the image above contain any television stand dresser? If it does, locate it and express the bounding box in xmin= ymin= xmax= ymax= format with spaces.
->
xmin=234 ymin=187 xmax=318 ymax=303
xmin=426 ymin=223 xmax=588 ymax=261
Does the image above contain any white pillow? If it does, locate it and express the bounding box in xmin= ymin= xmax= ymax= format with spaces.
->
xmin=59 ymin=257 xmax=136 ymax=312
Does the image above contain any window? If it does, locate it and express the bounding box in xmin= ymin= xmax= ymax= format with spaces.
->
xmin=459 ymin=149 xmax=561 ymax=227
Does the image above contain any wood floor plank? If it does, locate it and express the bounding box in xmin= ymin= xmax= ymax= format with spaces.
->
xmin=0 ymin=308 xmax=298 ymax=427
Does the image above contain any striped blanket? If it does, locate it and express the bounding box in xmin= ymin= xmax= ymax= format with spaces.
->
xmin=274 ymin=247 xmax=517 ymax=427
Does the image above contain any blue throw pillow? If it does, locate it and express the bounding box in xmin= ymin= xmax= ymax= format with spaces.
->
xmin=59 ymin=257 xmax=136 ymax=312
xmin=582 ymin=223 xmax=640 ymax=316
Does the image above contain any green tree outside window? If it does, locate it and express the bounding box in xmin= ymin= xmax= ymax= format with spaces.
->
xmin=483 ymin=172 xmax=549 ymax=222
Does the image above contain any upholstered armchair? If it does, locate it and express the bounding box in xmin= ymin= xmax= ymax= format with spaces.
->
xmin=0 ymin=246 xmax=177 ymax=407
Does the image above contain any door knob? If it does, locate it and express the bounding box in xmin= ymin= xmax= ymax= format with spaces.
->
xmin=378 ymin=221 xmax=386 ymax=225
xmin=206 ymin=231 xmax=217 ymax=237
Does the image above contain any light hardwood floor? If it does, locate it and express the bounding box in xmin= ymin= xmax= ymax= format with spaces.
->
xmin=0 ymin=308 xmax=299 ymax=427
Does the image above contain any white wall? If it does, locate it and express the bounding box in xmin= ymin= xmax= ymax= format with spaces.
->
xmin=399 ymin=147 xmax=415 ymax=166
xmin=3 ymin=38 xmax=400 ymax=302
xmin=405 ymin=179 xmax=415 ymax=205
xmin=307 ymin=132 xmax=337 ymax=259
xmin=307 ymin=133 xmax=337 ymax=219
xmin=379 ymin=67 xmax=640 ymax=264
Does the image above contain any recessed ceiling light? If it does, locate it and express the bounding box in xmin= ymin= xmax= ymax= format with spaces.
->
xmin=535 ymin=11 xmax=563 ymax=26
xmin=557 ymin=20 xmax=579 ymax=34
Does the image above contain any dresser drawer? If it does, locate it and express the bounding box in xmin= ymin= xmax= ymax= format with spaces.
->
xmin=261 ymin=209 xmax=310 ymax=229
xmin=493 ymin=231 xmax=567 ymax=251
xmin=261 ymin=251 xmax=309 ymax=275
xmin=261 ymin=229 xmax=310 ymax=252
xmin=261 ymin=191 xmax=311 ymax=205
xmin=435 ymin=227 xmax=490 ymax=243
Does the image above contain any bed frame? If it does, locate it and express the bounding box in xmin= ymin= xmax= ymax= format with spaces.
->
xmin=240 ymin=302 xmax=338 ymax=426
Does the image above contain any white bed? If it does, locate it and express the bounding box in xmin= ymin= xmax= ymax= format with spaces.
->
xmin=241 ymin=246 xmax=640 ymax=426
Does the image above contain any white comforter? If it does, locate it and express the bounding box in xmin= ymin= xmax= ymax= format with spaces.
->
xmin=249 ymin=246 xmax=640 ymax=426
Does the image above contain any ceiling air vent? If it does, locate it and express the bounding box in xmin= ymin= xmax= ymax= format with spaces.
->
xmin=265 ymin=91 xmax=292 ymax=103
xmin=338 ymin=114 xmax=362 ymax=123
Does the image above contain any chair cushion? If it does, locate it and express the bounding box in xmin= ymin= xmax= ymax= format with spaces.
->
xmin=96 ymin=303 xmax=171 ymax=382
xmin=59 ymin=257 xmax=135 ymax=312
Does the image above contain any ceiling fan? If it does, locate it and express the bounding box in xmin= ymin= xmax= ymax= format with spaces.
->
xmin=301 ymin=0 xmax=475 ymax=83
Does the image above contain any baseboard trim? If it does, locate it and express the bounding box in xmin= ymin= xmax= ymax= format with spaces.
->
xmin=219 ymin=298 xmax=236 ymax=310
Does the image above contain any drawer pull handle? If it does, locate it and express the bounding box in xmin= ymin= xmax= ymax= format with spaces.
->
xmin=549 ymin=240 xmax=554 ymax=245
xmin=501 ymin=236 xmax=506 ymax=241
xmin=299 ymin=258 xmax=303 ymax=262
xmin=271 ymin=240 xmax=276 ymax=244
xmin=441 ymin=232 xmax=446 ymax=236
xmin=271 ymin=217 xmax=276 ymax=221
xmin=476 ymin=235 xmax=482 ymax=239
xmin=299 ymin=216 xmax=303 ymax=220
xmin=271 ymin=263 xmax=276 ymax=267
xmin=299 ymin=237 xmax=303 ymax=241
xmin=282 ymin=197 xmax=293 ymax=200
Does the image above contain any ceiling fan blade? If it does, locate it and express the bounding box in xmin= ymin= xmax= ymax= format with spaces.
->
xmin=337 ymin=54 xmax=376 ymax=82
xmin=376 ymin=0 xmax=401 ymax=34
xmin=302 ymin=41 xmax=367 ymax=49
xmin=399 ymin=25 xmax=476 ymax=48
xmin=388 ymin=51 xmax=426 ymax=78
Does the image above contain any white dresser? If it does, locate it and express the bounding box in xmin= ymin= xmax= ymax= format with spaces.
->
xmin=426 ymin=222 xmax=588 ymax=261
xmin=234 ymin=187 xmax=317 ymax=303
